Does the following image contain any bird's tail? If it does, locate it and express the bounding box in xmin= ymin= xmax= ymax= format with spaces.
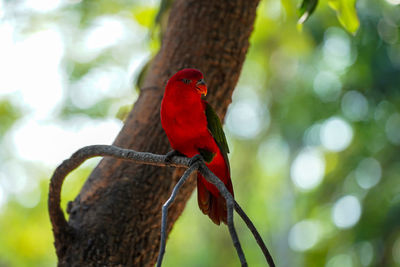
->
xmin=197 ymin=173 xmax=234 ymax=225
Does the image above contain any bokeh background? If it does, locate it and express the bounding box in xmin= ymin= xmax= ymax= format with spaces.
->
xmin=1 ymin=0 xmax=400 ymax=266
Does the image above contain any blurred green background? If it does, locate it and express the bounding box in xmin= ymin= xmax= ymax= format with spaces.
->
xmin=1 ymin=0 xmax=400 ymax=266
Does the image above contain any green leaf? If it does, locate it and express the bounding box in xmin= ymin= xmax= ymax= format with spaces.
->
xmin=328 ymin=0 xmax=360 ymax=35
xmin=298 ymin=0 xmax=319 ymax=24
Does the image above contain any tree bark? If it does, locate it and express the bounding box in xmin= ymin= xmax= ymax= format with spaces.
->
xmin=54 ymin=0 xmax=260 ymax=266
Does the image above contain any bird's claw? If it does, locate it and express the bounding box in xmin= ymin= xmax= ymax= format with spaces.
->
xmin=189 ymin=154 xmax=204 ymax=166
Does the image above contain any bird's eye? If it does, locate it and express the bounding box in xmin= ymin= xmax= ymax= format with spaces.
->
xmin=181 ymin=79 xmax=191 ymax=84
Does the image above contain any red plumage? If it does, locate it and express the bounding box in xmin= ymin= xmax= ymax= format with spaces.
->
xmin=160 ymin=68 xmax=233 ymax=225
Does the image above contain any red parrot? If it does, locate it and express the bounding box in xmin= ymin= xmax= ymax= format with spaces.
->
xmin=160 ymin=68 xmax=233 ymax=225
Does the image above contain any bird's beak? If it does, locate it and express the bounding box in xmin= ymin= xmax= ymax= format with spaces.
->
xmin=196 ymin=79 xmax=207 ymax=96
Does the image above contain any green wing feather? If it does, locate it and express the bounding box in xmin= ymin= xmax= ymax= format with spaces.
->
xmin=204 ymin=102 xmax=230 ymax=167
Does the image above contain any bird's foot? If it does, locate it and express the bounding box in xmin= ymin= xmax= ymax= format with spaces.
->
xmin=189 ymin=154 xmax=204 ymax=167
xmin=165 ymin=150 xmax=184 ymax=163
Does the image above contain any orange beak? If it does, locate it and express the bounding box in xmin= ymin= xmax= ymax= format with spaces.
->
xmin=196 ymin=79 xmax=207 ymax=96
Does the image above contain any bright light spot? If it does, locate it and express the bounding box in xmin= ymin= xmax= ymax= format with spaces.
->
xmin=71 ymin=16 xmax=147 ymax=63
xmin=313 ymin=71 xmax=342 ymax=102
xmin=386 ymin=0 xmax=400 ymax=4
xmin=85 ymin=17 xmax=126 ymax=51
xmin=71 ymin=15 xmax=146 ymax=63
xmin=0 ymin=184 xmax=6 ymax=211
xmin=377 ymin=18 xmax=398 ymax=44
xmin=303 ymin=123 xmax=322 ymax=146
xmin=323 ymin=28 xmax=354 ymax=70
xmin=341 ymin=91 xmax=369 ymax=121
xmin=0 ymin=160 xmax=28 ymax=193
xmin=332 ymin=195 xmax=361 ymax=228
xmin=385 ymin=113 xmax=400 ymax=145
xmin=288 ymin=220 xmax=321 ymax=251
xmin=257 ymin=136 xmax=289 ymax=174
xmin=226 ymin=98 xmax=268 ymax=139
xmin=70 ymin=66 xmax=129 ymax=109
xmin=355 ymin=158 xmax=382 ymax=189
xmin=320 ymin=117 xmax=353 ymax=152
xmin=128 ymin=53 xmax=151 ymax=82
xmin=291 ymin=147 xmax=325 ymax=190
xmin=17 ymin=187 xmax=41 ymax=208
xmin=264 ymin=0 xmax=282 ymax=20
xmin=11 ymin=117 xmax=122 ymax=165
xmin=23 ymin=0 xmax=62 ymax=12
xmin=326 ymin=254 xmax=353 ymax=267
xmin=0 ymin=22 xmax=17 ymax=96
xmin=393 ymin=236 xmax=400 ymax=263
xmin=0 ymin=28 xmax=64 ymax=118
xmin=356 ymin=241 xmax=374 ymax=266
xmin=0 ymin=161 xmax=40 ymax=208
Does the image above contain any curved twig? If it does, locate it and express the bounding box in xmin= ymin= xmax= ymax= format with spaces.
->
xmin=234 ymin=201 xmax=275 ymax=267
xmin=48 ymin=145 xmax=274 ymax=266
xmin=48 ymin=145 xmax=189 ymax=230
xmin=155 ymin=159 xmax=248 ymax=267
xmin=198 ymin=163 xmax=247 ymax=266
xmin=156 ymin=163 xmax=199 ymax=267
xmin=48 ymin=145 xmax=189 ymax=258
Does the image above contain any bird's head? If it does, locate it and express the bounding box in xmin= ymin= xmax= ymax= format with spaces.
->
xmin=167 ymin=68 xmax=207 ymax=96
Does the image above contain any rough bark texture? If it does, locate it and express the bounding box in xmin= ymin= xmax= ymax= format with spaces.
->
xmin=55 ymin=0 xmax=260 ymax=266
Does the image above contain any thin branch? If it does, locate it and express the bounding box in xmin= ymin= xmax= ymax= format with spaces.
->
xmin=49 ymin=146 xmax=189 ymax=230
xmin=234 ymin=200 xmax=275 ymax=267
xmin=156 ymin=160 xmax=247 ymax=267
xmin=48 ymin=145 xmax=274 ymax=266
xmin=198 ymin=163 xmax=247 ymax=266
xmin=156 ymin=163 xmax=199 ymax=267
xmin=48 ymin=145 xmax=190 ymax=257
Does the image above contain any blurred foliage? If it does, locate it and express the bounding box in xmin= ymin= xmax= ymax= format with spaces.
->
xmin=298 ymin=0 xmax=359 ymax=34
xmin=1 ymin=0 xmax=400 ymax=267
xmin=0 ymin=99 xmax=21 ymax=137
xmin=328 ymin=0 xmax=360 ymax=34
xmin=298 ymin=0 xmax=318 ymax=24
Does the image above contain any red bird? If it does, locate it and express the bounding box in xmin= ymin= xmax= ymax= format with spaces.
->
xmin=160 ymin=68 xmax=233 ymax=225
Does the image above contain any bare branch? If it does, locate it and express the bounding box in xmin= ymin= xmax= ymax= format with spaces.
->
xmin=156 ymin=160 xmax=248 ymax=267
xmin=48 ymin=145 xmax=274 ymax=266
xmin=234 ymin=201 xmax=276 ymax=267
xmin=156 ymin=163 xmax=199 ymax=267
xmin=198 ymin=163 xmax=247 ymax=266
xmin=48 ymin=145 xmax=190 ymax=257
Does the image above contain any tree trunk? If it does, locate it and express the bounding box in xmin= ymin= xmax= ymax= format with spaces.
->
xmin=54 ymin=0 xmax=260 ymax=265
